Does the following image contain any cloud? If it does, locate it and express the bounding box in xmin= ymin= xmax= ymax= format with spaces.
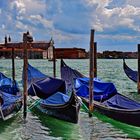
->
xmin=98 ymin=34 xmax=138 ymax=41
xmin=10 ymin=0 xmax=26 ymax=15
xmin=0 ymin=0 xmax=49 ymax=40
xmin=85 ymin=0 xmax=112 ymax=8
xmin=1 ymin=24 xmax=5 ymax=30
xmin=45 ymin=0 xmax=92 ymax=34
xmin=120 ymin=5 xmax=140 ymax=17
xmin=23 ymin=0 xmax=46 ymax=16
xmin=83 ymin=0 xmax=140 ymax=32
xmin=0 ymin=0 xmax=140 ymax=51
xmin=126 ymin=0 xmax=140 ymax=7
xmin=29 ymin=14 xmax=53 ymax=29
xmin=16 ymin=21 xmax=28 ymax=31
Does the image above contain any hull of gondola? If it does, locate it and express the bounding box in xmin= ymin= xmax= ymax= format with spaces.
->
xmin=30 ymin=92 xmax=81 ymax=123
xmin=81 ymin=97 xmax=140 ymax=127
xmin=123 ymin=59 xmax=137 ymax=83
xmin=0 ymin=98 xmax=22 ymax=121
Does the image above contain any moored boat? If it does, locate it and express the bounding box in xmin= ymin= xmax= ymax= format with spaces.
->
xmin=26 ymin=64 xmax=81 ymax=123
xmin=61 ymin=59 xmax=140 ymax=127
xmin=0 ymin=72 xmax=22 ymax=121
xmin=61 ymin=59 xmax=117 ymax=101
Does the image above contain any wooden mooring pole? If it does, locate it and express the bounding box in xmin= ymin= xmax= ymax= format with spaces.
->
xmin=89 ymin=29 xmax=95 ymax=117
xmin=53 ymin=46 xmax=56 ymax=78
xmin=138 ymin=44 xmax=140 ymax=94
xmin=94 ymin=42 xmax=97 ymax=77
xmin=12 ymin=46 xmax=15 ymax=83
xmin=11 ymin=45 xmax=16 ymax=95
xmin=23 ymin=31 xmax=33 ymax=120
xmin=23 ymin=34 xmax=28 ymax=120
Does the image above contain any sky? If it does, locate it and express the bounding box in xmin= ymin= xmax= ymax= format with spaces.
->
xmin=0 ymin=0 xmax=140 ymax=52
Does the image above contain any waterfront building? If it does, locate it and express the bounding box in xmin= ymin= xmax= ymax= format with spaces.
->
xmin=0 ymin=36 xmax=87 ymax=59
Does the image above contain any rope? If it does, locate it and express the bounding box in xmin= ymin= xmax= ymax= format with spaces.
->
xmin=0 ymin=104 xmax=5 ymax=120
xmin=27 ymin=98 xmax=41 ymax=112
xmin=81 ymin=101 xmax=92 ymax=116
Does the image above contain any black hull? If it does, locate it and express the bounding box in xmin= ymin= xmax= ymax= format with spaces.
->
xmin=32 ymin=92 xmax=81 ymax=123
xmin=82 ymin=97 xmax=140 ymax=127
xmin=0 ymin=99 xmax=22 ymax=120
xmin=94 ymin=103 xmax=140 ymax=127
xmin=123 ymin=59 xmax=137 ymax=83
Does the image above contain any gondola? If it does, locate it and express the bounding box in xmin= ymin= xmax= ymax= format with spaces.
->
xmin=123 ymin=59 xmax=137 ymax=82
xmin=0 ymin=72 xmax=22 ymax=121
xmin=61 ymin=59 xmax=117 ymax=101
xmin=61 ymin=59 xmax=140 ymax=127
xmin=26 ymin=64 xmax=81 ymax=123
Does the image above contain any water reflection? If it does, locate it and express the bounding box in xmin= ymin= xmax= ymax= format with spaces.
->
xmin=30 ymin=109 xmax=82 ymax=140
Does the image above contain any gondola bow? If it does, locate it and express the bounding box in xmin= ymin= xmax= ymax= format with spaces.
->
xmin=123 ymin=59 xmax=137 ymax=83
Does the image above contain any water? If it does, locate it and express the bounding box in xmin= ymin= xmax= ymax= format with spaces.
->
xmin=0 ymin=59 xmax=140 ymax=140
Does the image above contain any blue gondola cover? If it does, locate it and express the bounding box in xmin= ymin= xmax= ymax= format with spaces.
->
xmin=0 ymin=72 xmax=19 ymax=94
xmin=28 ymin=77 xmax=66 ymax=99
xmin=74 ymin=77 xmax=117 ymax=101
xmin=0 ymin=91 xmax=21 ymax=109
xmin=103 ymin=94 xmax=140 ymax=109
xmin=26 ymin=64 xmax=47 ymax=86
xmin=40 ymin=92 xmax=70 ymax=105
xmin=26 ymin=64 xmax=66 ymax=99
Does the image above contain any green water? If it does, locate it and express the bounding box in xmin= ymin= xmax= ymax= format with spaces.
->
xmin=0 ymin=59 xmax=140 ymax=140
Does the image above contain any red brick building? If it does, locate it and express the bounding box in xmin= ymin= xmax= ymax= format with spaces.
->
xmin=0 ymin=33 xmax=87 ymax=59
xmin=0 ymin=38 xmax=87 ymax=59
xmin=55 ymin=48 xmax=86 ymax=59
xmin=0 ymin=41 xmax=50 ymax=59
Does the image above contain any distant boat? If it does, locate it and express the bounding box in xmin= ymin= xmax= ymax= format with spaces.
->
xmin=60 ymin=59 xmax=140 ymax=127
xmin=48 ymin=59 xmax=57 ymax=62
xmin=123 ymin=59 xmax=137 ymax=83
xmin=15 ymin=56 xmax=21 ymax=59
xmin=24 ymin=64 xmax=81 ymax=123
xmin=0 ymin=56 xmax=5 ymax=59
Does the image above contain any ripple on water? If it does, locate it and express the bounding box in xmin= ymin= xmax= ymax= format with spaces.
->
xmin=0 ymin=59 xmax=140 ymax=140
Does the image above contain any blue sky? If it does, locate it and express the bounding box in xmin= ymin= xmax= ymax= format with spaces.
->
xmin=0 ymin=0 xmax=140 ymax=52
